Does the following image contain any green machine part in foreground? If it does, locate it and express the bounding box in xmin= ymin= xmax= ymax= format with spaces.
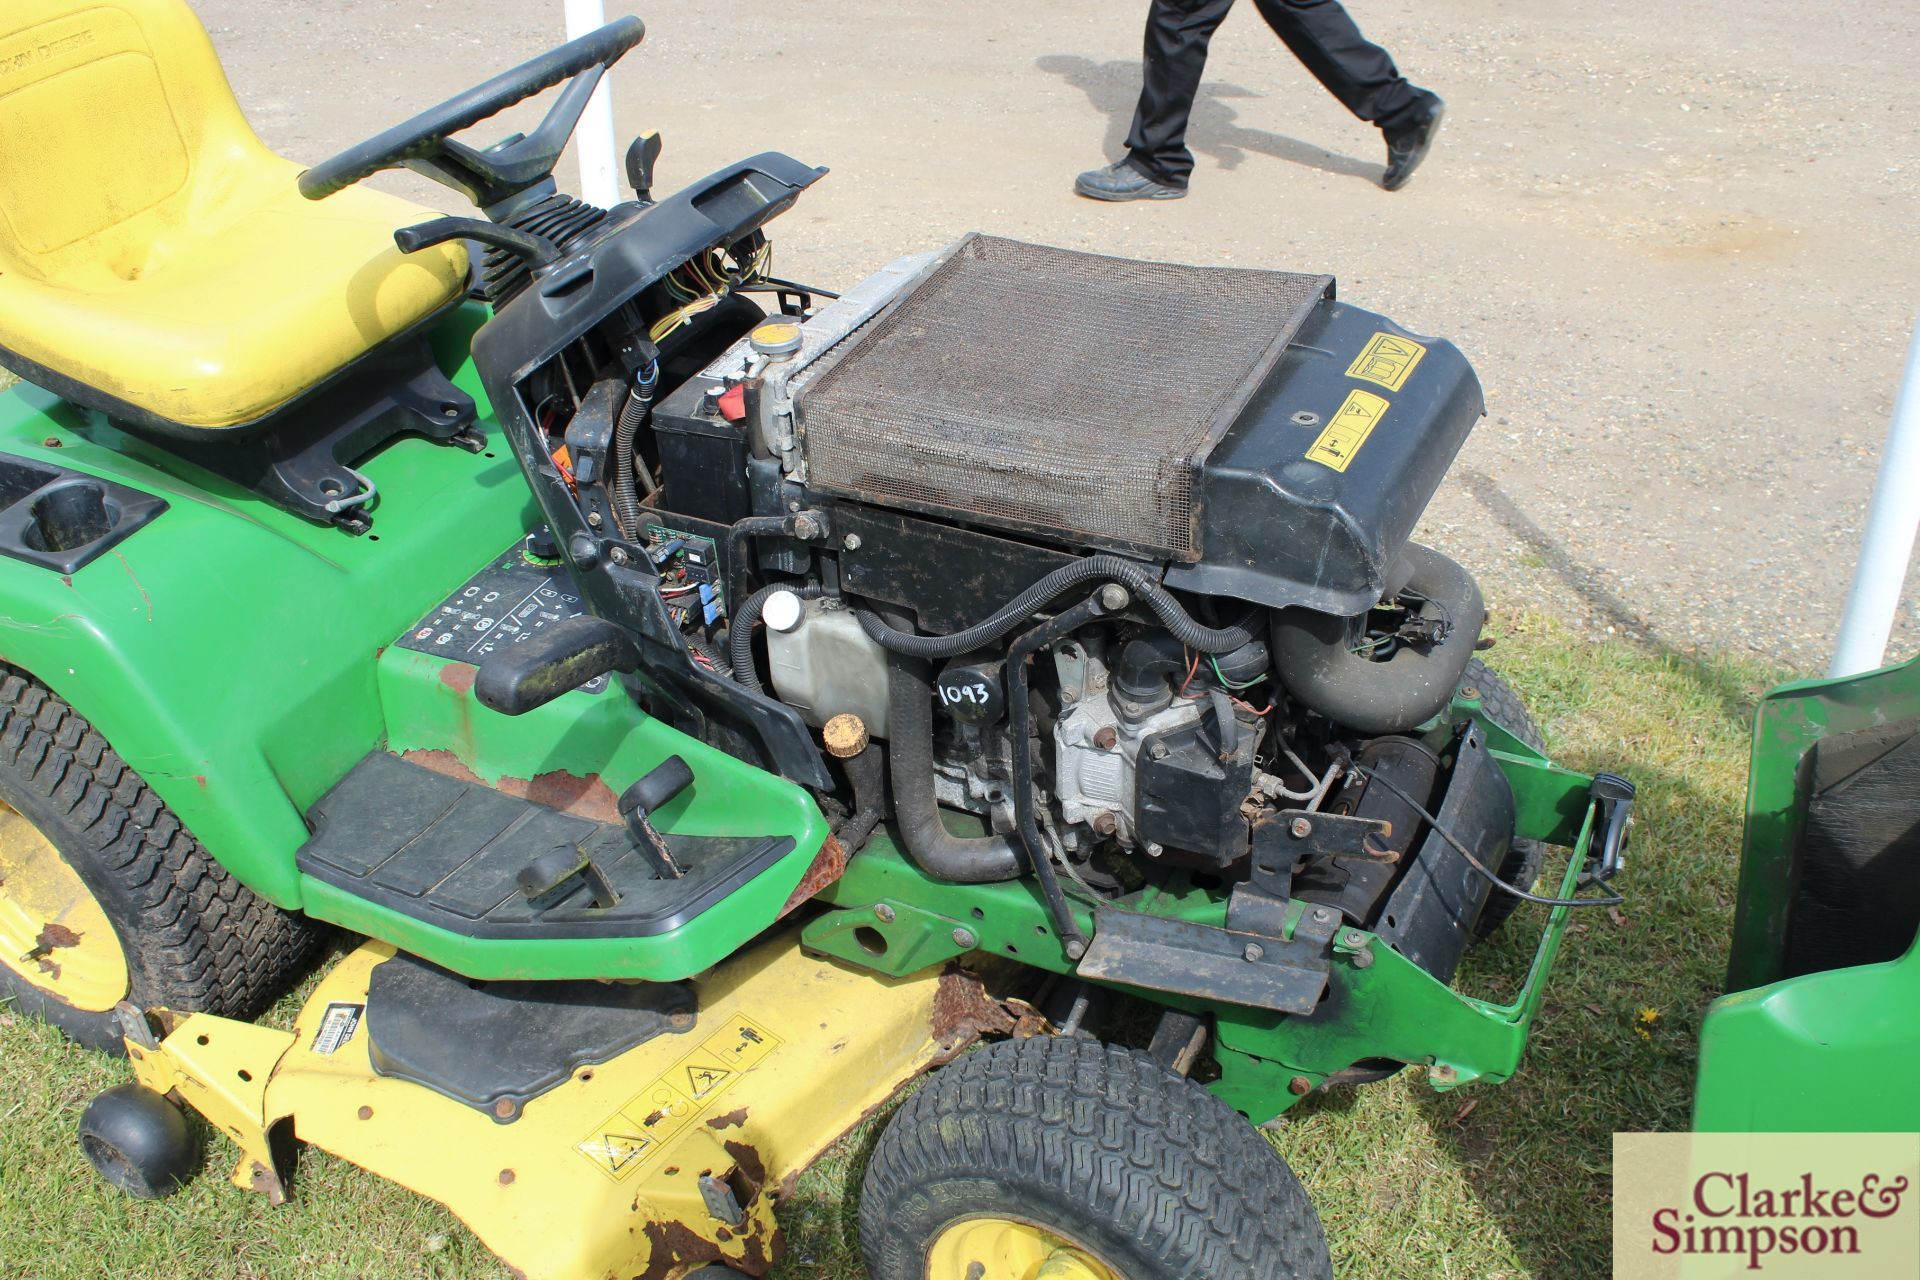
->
xmin=0 ymin=313 xmax=829 ymax=985
xmin=1695 ymin=654 xmax=1920 ymax=1132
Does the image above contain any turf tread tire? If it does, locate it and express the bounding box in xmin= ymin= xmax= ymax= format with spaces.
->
xmin=0 ymin=666 xmax=317 ymax=1051
xmin=1461 ymin=658 xmax=1546 ymax=938
xmin=859 ymin=1035 xmax=1332 ymax=1280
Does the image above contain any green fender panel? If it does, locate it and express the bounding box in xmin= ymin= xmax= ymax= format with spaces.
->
xmin=0 ymin=309 xmax=829 ymax=980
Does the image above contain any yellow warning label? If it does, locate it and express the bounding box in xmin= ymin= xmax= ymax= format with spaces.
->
xmin=576 ymin=1013 xmax=783 ymax=1182
xmin=1304 ymin=390 xmax=1390 ymax=473
xmin=576 ymin=1129 xmax=654 ymax=1176
xmin=1344 ymin=331 xmax=1426 ymax=392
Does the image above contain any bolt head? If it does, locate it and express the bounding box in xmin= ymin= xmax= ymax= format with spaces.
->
xmin=843 ymin=533 xmax=862 ymax=551
xmin=1098 ymin=584 xmax=1130 ymax=612
xmin=1091 ymin=811 xmax=1118 ymax=836
xmin=1288 ymin=1075 xmax=1312 ymax=1096
xmin=874 ymin=903 xmax=896 ymax=923
xmin=1149 ymin=742 xmax=1170 ymax=760
xmin=1093 ymin=725 xmax=1118 ymax=750
xmin=1064 ymin=938 xmax=1087 ymax=960
xmin=1144 ymin=842 xmax=1164 ymax=858
xmin=1459 ymin=686 xmax=1480 ymax=701
xmin=1312 ymin=908 xmax=1334 ymax=924
xmin=586 ymin=510 xmax=603 ymax=528
xmin=1288 ymin=816 xmax=1313 ymax=839
xmin=1243 ymin=942 xmax=1265 ymax=962
xmin=951 ymin=927 xmax=977 ymax=949
xmin=1352 ymin=948 xmax=1374 ymax=969
xmin=1061 ymin=687 xmax=1079 ymax=704
xmin=608 ymin=546 xmax=629 ymax=565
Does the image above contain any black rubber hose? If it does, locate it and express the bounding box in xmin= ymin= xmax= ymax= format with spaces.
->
xmin=609 ymin=372 xmax=655 ymax=539
xmin=728 ymin=582 xmax=830 ymax=693
xmin=884 ymin=644 xmax=1024 ymax=885
xmin=1269 ymin=543 xmax=1486 ymax=736
xmin=1005 ymin=595 xmax=1111 ymax=957
xmin=852 ymin=554 xmax=1253 ymax=659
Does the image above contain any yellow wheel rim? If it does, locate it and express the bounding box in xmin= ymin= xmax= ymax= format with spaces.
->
xmin=927 ymin=1217 xmax=1120 ymax=1280
xmin=0 ymin=802 xmax=128 ymax=1012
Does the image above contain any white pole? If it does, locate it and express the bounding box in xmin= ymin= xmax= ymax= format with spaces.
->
xmin=564 ymin=0 xmax=621 ymax=208
xmin=1830 ymin=312 xmax=1920 ymax=678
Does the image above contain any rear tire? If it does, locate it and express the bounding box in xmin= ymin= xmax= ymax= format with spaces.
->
xmin=0 ymin=666 xmax=317 ymax=1052
xmin=860 ymin=1036 xmax=1332 ymax=1280
xmin=1460 ymin=658 xmax=1546 ymax=938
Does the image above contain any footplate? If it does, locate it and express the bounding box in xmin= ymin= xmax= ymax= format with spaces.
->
xmin=1075 ymin=900 xmax=1343 ymax=1014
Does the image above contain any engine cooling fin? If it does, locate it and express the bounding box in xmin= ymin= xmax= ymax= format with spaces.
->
xmin=792 ymin=234 xmax=1331 ymax=560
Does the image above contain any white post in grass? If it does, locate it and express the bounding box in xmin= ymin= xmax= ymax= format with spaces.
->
xmin=564 ymin=0 xmax=621 ymax=208
xmin=1830 ymin=312 xmax=1920 ymax=679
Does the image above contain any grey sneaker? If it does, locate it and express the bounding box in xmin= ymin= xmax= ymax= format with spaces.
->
xmin=1073 ymin=159 xmax=1186 ymax=202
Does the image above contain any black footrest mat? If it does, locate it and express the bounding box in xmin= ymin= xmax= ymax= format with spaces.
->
xmin=365 ymin=950 xmax=695 ymax=1120
xmin=299 ymin=751 xmax=794 ymax=939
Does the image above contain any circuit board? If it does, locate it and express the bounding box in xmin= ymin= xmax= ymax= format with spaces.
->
xmin=396 ymin=542 xmax=610 ymax=696
xmin=643 ymin=522 xmax=726 ymax=629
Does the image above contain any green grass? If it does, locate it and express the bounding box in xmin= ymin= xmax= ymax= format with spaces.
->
xmin=0 ymin=611 xmax=1782 ymax=1279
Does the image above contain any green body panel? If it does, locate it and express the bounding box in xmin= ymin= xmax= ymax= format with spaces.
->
xmin=328 ymin=647 xmax=829 ymax=980
xmin=1694 ymin=939 xmax=1920 ymax=1132
xmin=1722 ymin=652 xmax=1920 ymax=993
xmin=1695 ymin=653 xmax=1920 ymax=1130
xmin=0 ymin=307 xmax=826 ymax=981
xmin=815 ymin=711 xmax=1603 ymax=1124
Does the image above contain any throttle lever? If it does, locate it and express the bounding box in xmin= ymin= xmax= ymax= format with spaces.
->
xmin=395 ymin=217 xmax=557 ymax=266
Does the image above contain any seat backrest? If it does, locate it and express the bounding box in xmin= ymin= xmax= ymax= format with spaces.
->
xmin=0 ymin=0 xmax=275 ymax=287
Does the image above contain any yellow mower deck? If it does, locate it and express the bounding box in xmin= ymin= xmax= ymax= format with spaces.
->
xmin=124 ymin=930 xmax=1002 ymax=1280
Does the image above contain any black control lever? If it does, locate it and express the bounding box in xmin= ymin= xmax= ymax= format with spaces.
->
xmin=1584 ymin=771 xmax=1636 ymax=883
xmin=626 ymin=131 xmax=663 ymax=203
xmin=474 ymin=615 xmax=638 ymax=715
xmin=395 ymin=217 xmax=558 ymax=267
xmin=619 ymin=756 xmax=694 ymax=879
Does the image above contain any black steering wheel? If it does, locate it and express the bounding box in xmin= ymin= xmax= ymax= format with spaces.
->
xmin=298 ymin=17 xmax=646 ymax=212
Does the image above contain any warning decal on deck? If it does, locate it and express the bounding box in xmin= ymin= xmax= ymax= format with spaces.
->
xmin=576 ymin=1013 xmax=783 ymax=1182
xmin=1344 ymin=331 xmax=1426 ymax=392
xmin=311 ymin=1002 xmax=363 ymax=1056
xmin=1305 ymin=390 xmax=1390 ymax=473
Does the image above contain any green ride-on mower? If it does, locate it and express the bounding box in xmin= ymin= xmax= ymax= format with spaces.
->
xmin=0 ymin=3 xmax=1634 ymax=1277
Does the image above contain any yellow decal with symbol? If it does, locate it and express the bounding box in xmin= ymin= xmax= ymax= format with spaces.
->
xmin=1304 ymin=390 xmax=1390 ymax=473
xmin=575 ymin=1013 xmax=782 ymax=1181
xmin=1344 ymin=331 xmax=1426 ymax=392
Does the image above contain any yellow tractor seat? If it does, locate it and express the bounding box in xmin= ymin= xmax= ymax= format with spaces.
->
xmin=0 ymin=0 xmax=469 ymax=433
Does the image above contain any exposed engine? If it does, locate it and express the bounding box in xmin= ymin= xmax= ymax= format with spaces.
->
xmin=485 ymin=213 xmax=1519 ymax=984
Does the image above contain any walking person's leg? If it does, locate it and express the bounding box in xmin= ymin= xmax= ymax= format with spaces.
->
xmin=1250 ymin=0 xmax=1445 ymax=189
xmin=1075 ymin=0 xmax=1234 ymax=201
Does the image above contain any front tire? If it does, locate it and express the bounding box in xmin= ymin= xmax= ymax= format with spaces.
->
xmin=0 ymin=666 xmax=317 ymax=1051
xmin=860 ymin=1036 xmax=1332 ymax=1280
xmin=1460 ymin=657 xmax=1546 ymax=939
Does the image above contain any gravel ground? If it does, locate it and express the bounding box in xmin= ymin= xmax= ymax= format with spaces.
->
xmin=196 ymin=0 xmax=1920 ymax=672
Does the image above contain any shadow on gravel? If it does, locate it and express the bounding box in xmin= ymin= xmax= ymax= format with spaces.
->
xmin=1460 ymin=467 xmax=1772 ymax=725
xmin=1036 ymin=54 xmax=1379 ymax=184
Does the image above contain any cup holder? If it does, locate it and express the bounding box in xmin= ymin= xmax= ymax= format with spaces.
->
xmin=23 ymin=482 xmax=117 ymax=555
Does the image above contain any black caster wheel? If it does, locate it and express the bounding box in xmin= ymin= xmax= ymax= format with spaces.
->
xmin=78 ymin=1082 xmax=199 ymax=1199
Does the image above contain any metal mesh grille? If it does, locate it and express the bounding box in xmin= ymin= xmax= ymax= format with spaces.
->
xmin=795 ymin=234 xmax=1331 ymax=558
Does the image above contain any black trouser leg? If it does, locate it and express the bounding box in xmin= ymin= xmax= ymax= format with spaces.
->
xmin=1122 ymin=0 xmax=1236 ymax=188
xmin=1249 ymin=0 xmax=1423 ymax=130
